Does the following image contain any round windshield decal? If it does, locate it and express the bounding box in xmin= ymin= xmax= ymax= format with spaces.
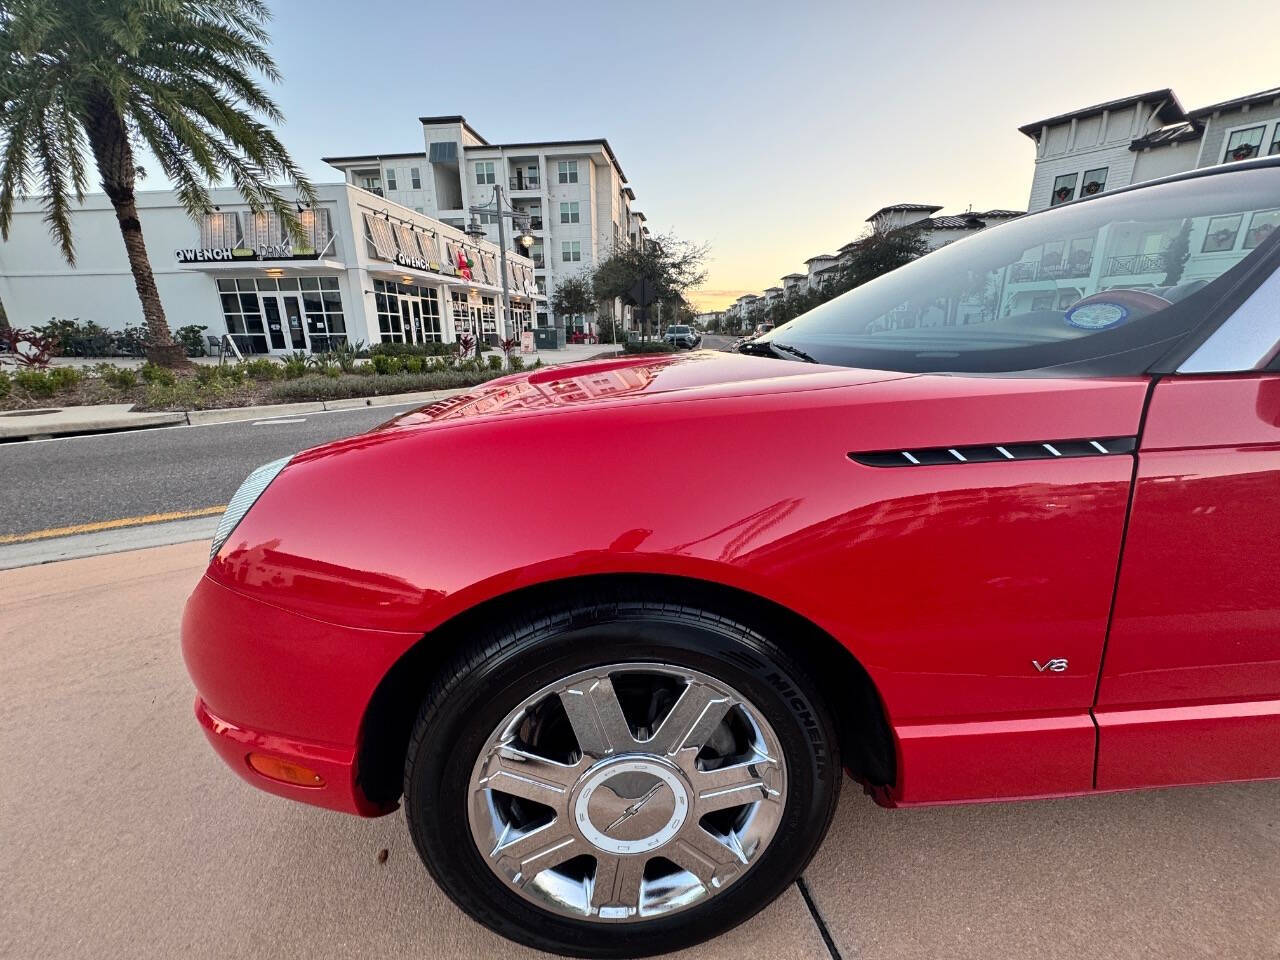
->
xmin=1065 ymin=301 xmax=1129 ymax=330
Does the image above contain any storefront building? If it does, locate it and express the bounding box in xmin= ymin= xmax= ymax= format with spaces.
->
xmin=0 ymin=182 xmax=542 ymax=353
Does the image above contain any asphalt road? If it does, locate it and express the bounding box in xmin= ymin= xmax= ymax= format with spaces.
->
xmin=0 ymin=402 xmax=421 ymax=538
xmin=2 ymin=540 xmax=1279 ymax=960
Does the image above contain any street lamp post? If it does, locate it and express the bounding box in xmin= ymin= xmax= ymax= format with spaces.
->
xmin=466 ymin=184 xmax=534 ymax=359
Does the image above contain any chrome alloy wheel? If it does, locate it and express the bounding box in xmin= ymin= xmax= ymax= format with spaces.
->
xmin=466 ymin=663 xmax=787 ymax=922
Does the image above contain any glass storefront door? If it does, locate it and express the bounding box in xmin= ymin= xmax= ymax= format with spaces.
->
xmin=262 ymin=298 xmax=287 ymax=350
xmin=219 ymin=277 xmax=346 ymax=354
xmin=283 ymin=296 xmax=306 ymax=349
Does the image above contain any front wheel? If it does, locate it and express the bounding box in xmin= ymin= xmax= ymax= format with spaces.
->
xmin=403 ymin=597 xmax=841 ymax=958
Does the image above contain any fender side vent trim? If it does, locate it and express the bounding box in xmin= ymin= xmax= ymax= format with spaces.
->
xmin=850 ymin=436 xmax=1137 ymax=467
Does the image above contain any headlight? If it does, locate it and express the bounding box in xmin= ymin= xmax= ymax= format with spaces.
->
xmin=210 ymin=456 xmax=291 ymax=559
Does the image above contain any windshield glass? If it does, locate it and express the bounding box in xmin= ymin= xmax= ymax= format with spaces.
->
xmin=753 ymin=165 xmax=1280 ymax=375
xmin=668 ymin=326 xmax=690 ymax=335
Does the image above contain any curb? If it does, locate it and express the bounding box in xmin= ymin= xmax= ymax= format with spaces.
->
xmin=0 ymin=387 xmax=470 ymax=440
xmin=0 ymin=406 xmax=186 ymax=441
xmin=185 ymin=401 xmax=327 ymax=425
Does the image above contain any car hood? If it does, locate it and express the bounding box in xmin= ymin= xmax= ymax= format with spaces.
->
xmin=378 ymin=350 xmax=910 ymax=429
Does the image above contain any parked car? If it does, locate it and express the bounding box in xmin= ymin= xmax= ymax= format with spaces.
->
xmin=184 ymin=158 xmax=1280 ymax=958
xmin=662 ymin=324 xmax=700 ymax=349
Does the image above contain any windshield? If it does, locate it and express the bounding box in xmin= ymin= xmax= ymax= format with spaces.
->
xmin=668 ymin=326 xmax=690 ymax=335
xmin=751 ymin=165 xmax=1280 ymax=375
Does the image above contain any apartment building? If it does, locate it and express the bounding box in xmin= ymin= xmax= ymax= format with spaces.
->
xmin=1020 ymin=86 xmax=1280 ymax=212
xmin=862 ymin=204 xmax=1024 ymax=250
xmin=324 ymin=116 xmax=649 ymax=330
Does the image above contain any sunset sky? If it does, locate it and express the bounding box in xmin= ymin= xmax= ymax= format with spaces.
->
xmin=261 ymin=0 xmax=1279 ymax=311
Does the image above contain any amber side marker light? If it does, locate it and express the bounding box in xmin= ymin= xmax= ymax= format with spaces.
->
xmin=247 ymin=753 xmax=326 ymax=788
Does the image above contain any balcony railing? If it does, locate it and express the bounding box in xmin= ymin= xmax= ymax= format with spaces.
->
xmin=1008 ymin=259 xmax=1093 ymax=282
xmin=1104 ymin=253 xmax=1166 ymax=276
xmin=509 ymin=176 xmax=540 ymax=191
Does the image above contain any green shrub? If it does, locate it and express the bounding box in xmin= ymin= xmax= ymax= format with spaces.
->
xmin=219 ymin=364 xmax=246 ymax=386
xmin=176 ymin=324 xmax=209 ymax=357
xmin=486 ymin=354 xmax=503 ymax=371
xmin=403 ymin=356 xmax=424 ymax=374
xmin=241 ymin=358 xmax=280 ymax=381
xmin=33 ymin=318 xmax=113 ymax=357
xmin=139 ymin=362 xmax=176 ymax=386
xmin=48 ymin=367 xmax=83 ymax=393
xmin=368 ymin=340 xmax=475 ymax=359
xmin=114 ymin=324 xmax=151 ymax=357
xmin=101 ymin=365 xmax=138 ymax=390
xmin=281 ymin=354 xmax=307 ymax=379
xmin=370 ymin=353 xmax=404 ymax=375
xmin=508 ymin=355 xmax=525 ymax=372
xmin=144 ymin=380 xmax=201 ymax=410
xmin=14 ymin=369 xmax=55 ymax=397
xmin=270 ymin=368 xmax=504 ymax=402
xmin=194 ymin=364 xmax=221 ymax=386
xmin=0 ymin=370 xmax=10 ymax=399
xmin=328 ymin=340 xmax=364 ymax=372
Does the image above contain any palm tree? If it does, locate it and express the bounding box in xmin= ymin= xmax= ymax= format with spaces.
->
xmin=0 ymin=0 xmax=315 ymax=365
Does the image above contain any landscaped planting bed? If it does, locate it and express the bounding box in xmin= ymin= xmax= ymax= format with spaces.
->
xmin=0 ymin=353 xmax=536 ymax=413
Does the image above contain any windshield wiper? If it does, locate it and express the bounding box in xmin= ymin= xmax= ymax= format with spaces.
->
xmin=765 ymin=341 xmax=817 ymax=363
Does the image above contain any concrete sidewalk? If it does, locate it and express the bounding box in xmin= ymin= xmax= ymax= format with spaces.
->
xmin=4 ymin=541 xmax=1279 ymax=960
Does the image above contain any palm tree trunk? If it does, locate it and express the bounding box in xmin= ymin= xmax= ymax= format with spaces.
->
xmin=82 ymin=89 xmax=184 ymax=366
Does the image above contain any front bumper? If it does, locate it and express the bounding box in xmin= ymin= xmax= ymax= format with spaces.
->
xmin=182 ymin=573 xmax=419 ymax=816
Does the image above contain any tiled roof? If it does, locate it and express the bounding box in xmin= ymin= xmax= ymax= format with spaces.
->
xmin=864 ymin=203 xmax=943 ymax=222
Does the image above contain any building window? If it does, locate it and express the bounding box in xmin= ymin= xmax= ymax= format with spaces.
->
xmin=420 ymin=286 xmax=443 ymax=341
xmin=216 ymin=278 xmax=268 ymax=354
xmin=1080 ymin=168 xmax=1108 ymax=197
xmin=373 ymin=279 xmax=405 ymax=342
xmin=1050 ymin=173 xmax=1077 ymax=206
xmin=558 ymin=160 xmax=578 ymax=184
xmin=1223 ymin=125 xmax=1266 ymax=163
xmin=1202 ymin=215 xmax=1243 ymax=252
xmin=410 ymin=167 xmax=421 ymax=189
xmin=560 ymin=201 xmax=580 ymax=224
xmin=358 ymin=173 xmax=382 ymax=195
xmin=1244 ymin=209 xmax=1280 ymax=250
xmin=481 ymin=296 xmax=497 ymax=334
xmin=300 ymin=276 xmax=346 ymax=351
xmin=1271 ymin=126 xmax=1280 ymax=157
xmin=385 ymin=168 xmax=397 ymax=191
xmin=478 ymin=212 xmax=498 ymax=225
xmin=451 ymin=290 xmax=471 ymax=334
xmin=562 ymin=240 xmax=581 ymax=262
xmin=476 ymin=161 xmax=496 ymax=185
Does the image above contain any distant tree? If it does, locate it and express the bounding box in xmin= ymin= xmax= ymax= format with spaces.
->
xmin=0 ymin=0 xmax=316 ymax=365
xmin=550 ymin=272 xmax=595 ymax=329
xmin=1162 ymin=219 xmax=1193 ymax=286
xmin=593 ymin=233 xmax=708 ymax=338
xmin=837 ymin=224 xmax=929 ymax=291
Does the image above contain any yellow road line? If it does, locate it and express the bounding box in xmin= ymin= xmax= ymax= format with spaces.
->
xmin=0 ymin=505 xmax=227 ymax=545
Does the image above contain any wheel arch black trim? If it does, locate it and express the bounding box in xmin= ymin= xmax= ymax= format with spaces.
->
xmin=355 ymin=572 xmax=897 ymax=808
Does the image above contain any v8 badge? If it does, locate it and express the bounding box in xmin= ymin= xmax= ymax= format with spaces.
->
xmin=1032 ymin=658 xmax=1069 ymax=673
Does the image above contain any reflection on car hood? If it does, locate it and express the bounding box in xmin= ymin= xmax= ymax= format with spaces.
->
xmin=378 ymin=350 xmax=908 ymax=428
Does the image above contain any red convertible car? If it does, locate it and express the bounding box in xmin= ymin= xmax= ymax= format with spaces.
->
xmin=184 ymin=159 xmax=1280 ymax=957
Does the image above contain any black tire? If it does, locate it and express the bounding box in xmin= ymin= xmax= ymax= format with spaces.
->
xmin=403 ymin=590 xmax=842 ymax=958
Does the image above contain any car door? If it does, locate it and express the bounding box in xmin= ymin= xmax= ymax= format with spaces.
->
xmin=1095 ymin=368 xmax=1280 ymax=790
